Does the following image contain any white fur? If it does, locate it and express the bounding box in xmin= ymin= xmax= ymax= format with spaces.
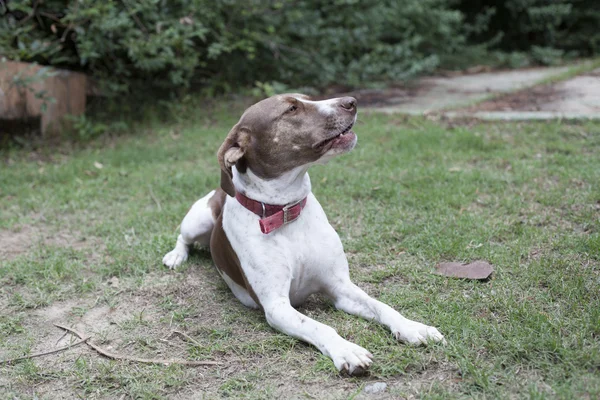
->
xmin=232 ymin=165 xmax=310 ymax=205
xmin=162 ymin=190 xmax=215 ymax=268
xmin=296 ymin=97 xmax=337 ymax=115
xmin=162 ymin=98 xmax=445 ymax=374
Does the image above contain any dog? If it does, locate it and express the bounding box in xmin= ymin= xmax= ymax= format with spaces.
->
xmin=162 ymin=94 xmax=445 ymax=375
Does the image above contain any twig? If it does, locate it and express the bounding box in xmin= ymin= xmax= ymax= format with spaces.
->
xmin=15 ymin=0 xmax=39 ymax=26
xmin=60 ymin=1 xmax=78 ymax=42
xmin=54 ymin=324 xmax=220 ymax=366
xmin=55 ymin=330 xmax=68 ymax=347
xmin=148 ymin=184 xmax=162 ymax=211
xmin=167 ymin=330 xmax=202 ymax=347
xmin=121 ymin=0 xmax=148 ymax=34
xmin=39 ymin=11 xmax=65 ymax=24
xmin=0 ymin=335 xmax=90 ymax=365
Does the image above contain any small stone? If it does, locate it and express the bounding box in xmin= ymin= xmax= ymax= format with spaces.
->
xmin=364 ymin=382 xmax=387 ymax=394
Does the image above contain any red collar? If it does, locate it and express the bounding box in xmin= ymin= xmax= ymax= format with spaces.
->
xmin=235 ymin=192 xmax=308 ymax=234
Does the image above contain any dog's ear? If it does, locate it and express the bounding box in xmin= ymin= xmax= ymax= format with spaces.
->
xmin=217 ymin=125 xmax=250 ymax=197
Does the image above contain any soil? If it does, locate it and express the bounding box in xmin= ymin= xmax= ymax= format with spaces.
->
xmin=465 ymin=83 xmax=564 ymax=112
xmin=1 ymin=234 xmax=455 ymax=399
xmin=464 ymin=69 xmax=600 ymax=113
xmin=0 ymin=223 xmax=101 ymax=262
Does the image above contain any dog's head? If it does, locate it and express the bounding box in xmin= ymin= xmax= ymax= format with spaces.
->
xmin=217 ymin=94 xmax=358 ymax=196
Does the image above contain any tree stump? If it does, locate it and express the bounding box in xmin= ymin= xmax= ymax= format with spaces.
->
xmin=0 ymin=61 xmax=87 ymax=137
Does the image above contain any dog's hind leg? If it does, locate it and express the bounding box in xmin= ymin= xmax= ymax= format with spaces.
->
xmin=163 ymin=190 xmax=217 ymax=269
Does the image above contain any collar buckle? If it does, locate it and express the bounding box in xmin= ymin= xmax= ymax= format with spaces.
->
xmin=282 ymin=199 xmax=302 ymax=225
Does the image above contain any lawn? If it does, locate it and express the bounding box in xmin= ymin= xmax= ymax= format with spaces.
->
xmin=1 ymin=100 xmax=599 ymax=399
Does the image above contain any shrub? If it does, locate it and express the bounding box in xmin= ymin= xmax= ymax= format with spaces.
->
xmin=0 ymin=0 xmax=466 ymax=93
xmin=457 ymin=0 xmax=600 ymax=64
xmin=2 ymin=1 xmax=598 ymax=94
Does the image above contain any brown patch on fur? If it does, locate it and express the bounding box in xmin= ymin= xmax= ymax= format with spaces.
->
xmin=208 ymin=189 xmax=261 ymax=307
xmin=207 ymin=188 xmax=227 ymax=221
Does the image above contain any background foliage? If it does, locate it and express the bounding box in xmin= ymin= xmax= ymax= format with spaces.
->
xmin=1 ymin=0 xmax=599 ymax=94
xmin=457 ymin=0 xmax=600 ymax=66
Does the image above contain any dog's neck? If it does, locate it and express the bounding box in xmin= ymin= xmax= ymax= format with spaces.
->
xmin=232 ymin=165 xmax=311 ymax=205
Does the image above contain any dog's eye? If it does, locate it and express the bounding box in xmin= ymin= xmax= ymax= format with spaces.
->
xmin=287 ymin=105 xmax=298 ymax=113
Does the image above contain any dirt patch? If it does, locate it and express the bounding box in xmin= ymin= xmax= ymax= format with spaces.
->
xmin=464 ymin=84 xmax=565 ymax=112
xmin=465 ymin=69 xmax=600 ymax=113
xmin=2 ymin=265 xmax=281 ymax=398
xmin=2 ymin=250 xmax=454 ymax=399
xmin=0 ymin=223 xmax=103 ymax=262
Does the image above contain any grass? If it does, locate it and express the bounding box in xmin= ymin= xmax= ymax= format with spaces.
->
xmin=1 ymin=100 xmax=599 ymax=399
xmin=534 ymin=57 xmax=600 ymax=86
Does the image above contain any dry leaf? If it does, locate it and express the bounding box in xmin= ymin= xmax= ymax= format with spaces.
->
xmin=434 ymin=260 xmax=493 ymax=280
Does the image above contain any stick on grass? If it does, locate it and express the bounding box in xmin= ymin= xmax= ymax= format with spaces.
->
xmin=54 ymin=324 xmax=221 ymax=366
xmin=0 ymin=335 xmax=90 ymax=365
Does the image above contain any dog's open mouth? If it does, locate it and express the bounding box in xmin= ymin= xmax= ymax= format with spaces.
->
xmin=314 ymin=121 xmax=355 ymax=150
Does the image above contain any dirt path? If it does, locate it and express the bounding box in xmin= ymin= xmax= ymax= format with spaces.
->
xmin=338 ymin=63 xmax=600 ymax=120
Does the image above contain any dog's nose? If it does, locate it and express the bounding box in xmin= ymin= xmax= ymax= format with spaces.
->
xmin=339 ymin=97 xmax=357 ymax=112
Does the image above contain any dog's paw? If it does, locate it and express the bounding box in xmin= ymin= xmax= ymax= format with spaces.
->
xmin=162 ymin=249 xmax=188 ymax=269
xmin=330 ymin=341 xmax=373 ymax=376
xmin=393 ymin=321 xmax=446 ymax=345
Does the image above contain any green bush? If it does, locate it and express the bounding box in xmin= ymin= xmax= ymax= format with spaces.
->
xmin=0 ymin=0 xmax=466 ymax=94
xmin=457 ymin=0 xmax=600 ymax=64
xmin=2 ymin=1 xmax=599 ymax=94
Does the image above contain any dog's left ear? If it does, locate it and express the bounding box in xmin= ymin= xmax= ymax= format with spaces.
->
xmin=217 ymin=124 xmax=250 ymax=197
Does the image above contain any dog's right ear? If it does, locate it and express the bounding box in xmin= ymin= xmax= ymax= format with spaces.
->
xmin=217 ymin=124 xmax=250 ymax=197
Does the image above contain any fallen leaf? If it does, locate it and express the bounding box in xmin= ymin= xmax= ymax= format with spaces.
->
xmin=434 ymin=260 xmax=493 ymax=280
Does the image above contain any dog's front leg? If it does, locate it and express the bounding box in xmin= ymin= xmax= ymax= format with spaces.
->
xmin=325 ymin=277 xmax=445 ymax=345
xmin=259 ymin=295 xmax=373 ymax=375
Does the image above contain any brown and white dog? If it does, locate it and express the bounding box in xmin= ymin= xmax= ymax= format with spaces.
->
xmin=163 ymin=94 xmax=445 ymax=375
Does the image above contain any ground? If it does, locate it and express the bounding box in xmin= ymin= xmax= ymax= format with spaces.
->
xmin=1 ymin=95 xmax=600 ymax=399
xmin=343 ymin=60 xmax=600 ymax=120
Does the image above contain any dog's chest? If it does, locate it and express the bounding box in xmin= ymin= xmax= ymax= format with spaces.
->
xmin=223 ymin=194 xmax=345 ymax=303
xmin=284 ymin=207 xmax=345 ymax=303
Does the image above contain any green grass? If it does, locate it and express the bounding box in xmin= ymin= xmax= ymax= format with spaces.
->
xmin=1 ymin=101 xmax=599 ymax=399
